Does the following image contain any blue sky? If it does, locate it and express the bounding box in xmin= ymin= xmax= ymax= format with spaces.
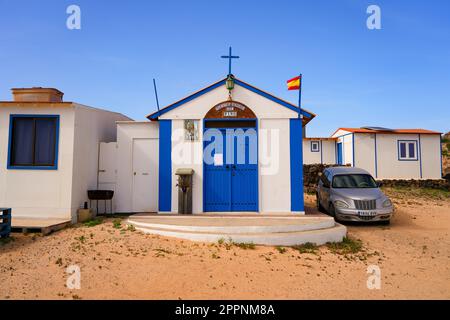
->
xmin=1 ymin=0 xmax=449 ymax=136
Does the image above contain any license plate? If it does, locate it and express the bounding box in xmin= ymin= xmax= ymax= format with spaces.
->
xmin=358 ymin=211 xmax=377 ymax=217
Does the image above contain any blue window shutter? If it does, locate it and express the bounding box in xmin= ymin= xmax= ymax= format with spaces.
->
xmin=35 ymin=118 xmax=56 ymax=165
xmin=400 ymin=142 xmax=407 ymax=158
xmin=11 ymin=118 xmax=34 ymax=165
xmin=408 ymin=142 xmax=415 ymax=159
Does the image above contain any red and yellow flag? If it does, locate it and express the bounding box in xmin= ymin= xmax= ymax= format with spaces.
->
xmin=287 ymin=75 xmax=301 ymax=90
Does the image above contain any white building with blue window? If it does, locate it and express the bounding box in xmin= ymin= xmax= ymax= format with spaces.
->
xmin=0 ymin=88 xmax=131 ymax=222
xmin=330 ymin=127 xmax=442 ymax=179
xmin=303 ymin=127 xmax=442 ymax=180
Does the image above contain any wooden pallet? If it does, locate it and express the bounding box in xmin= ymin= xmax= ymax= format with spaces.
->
xmin=0 ymin=208 xmax=12 ymax=238
xmin=11 ymin=219 xmax=71 ymax=236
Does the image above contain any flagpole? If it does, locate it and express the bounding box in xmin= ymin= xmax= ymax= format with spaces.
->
xmin=298 ymin=73 xmax=304 ymax=213
xmin=298 ymin=74 xmax=302 ymax=119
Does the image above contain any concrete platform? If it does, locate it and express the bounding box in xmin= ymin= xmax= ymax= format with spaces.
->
xmin=12 ymin=217 xmax=71 ymax=235
xmin=127 ymin=214 xmax=347 ymax=246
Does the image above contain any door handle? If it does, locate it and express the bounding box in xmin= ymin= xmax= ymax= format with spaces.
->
xmin=99 ymin=170 xmax=106 ymax=173
xmin=142 ymin=173 xmax=149 ymax=175
xmin=232 ymin=165 xmax=236 ymax=169
xmin=225 ymin=165 xmax=230 ymax=169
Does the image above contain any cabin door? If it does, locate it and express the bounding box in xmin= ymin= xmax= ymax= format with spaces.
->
xmin=337 ymin=142 xmax=343 ymax=165
xmin=132 ymin=138 xmax=159 ymax=212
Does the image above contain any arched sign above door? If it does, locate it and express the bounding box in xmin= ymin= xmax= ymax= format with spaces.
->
xmin=204 ymin=101 xmax=256 ymax=119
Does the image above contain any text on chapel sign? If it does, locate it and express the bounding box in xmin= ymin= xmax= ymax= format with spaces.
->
xmin=204 ymin=101 xmax=256 ymax=119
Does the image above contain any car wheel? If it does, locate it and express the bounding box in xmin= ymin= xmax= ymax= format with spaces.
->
xmin=316 ymin=193 xmax=325 ymax=213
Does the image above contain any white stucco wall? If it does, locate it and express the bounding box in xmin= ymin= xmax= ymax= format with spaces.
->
xmin=303 ymin=140 xmax=336 ymax=164
xmin=259 ymin=119 xmax=291 ymax=212
xmin=171 ymin=119 xmax=204 ymax=213
xmin=420 ymin=134 xmax=442 ymax=179
xmin=115 ymin=122 xmax=159 ymax=213
xmin=70 ymin=104 xmax=130 ymax=221
xmin=353 ymin=133 xmax=376 ymax=176
xmin=0 ymin=103 xmax=75 ymax=220
xmin=159 ymin=83 xmax=299 ymax=120
xmin=375 ymin=133 xmax=441 ymax=179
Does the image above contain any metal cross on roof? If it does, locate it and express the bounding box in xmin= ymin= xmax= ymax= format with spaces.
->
xmin=221 ymin=46 xmax=240 ymax=75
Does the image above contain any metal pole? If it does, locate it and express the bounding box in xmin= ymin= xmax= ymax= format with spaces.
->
xmin=153 ymin=78 xmax=160 ymax=112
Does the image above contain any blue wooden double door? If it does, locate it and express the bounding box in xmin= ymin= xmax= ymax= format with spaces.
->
xmin=203 ymin=122 xmax=258 ymax=212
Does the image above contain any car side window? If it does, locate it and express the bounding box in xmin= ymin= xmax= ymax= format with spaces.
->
xmin=321 ymin=171 xmax=330 ymax=188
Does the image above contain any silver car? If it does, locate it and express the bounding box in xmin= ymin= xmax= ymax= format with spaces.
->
xmin=316 ymin=167 xmax=393 ymax=224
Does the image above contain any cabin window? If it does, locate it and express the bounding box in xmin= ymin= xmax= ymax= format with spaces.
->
xmin=398 ymin=140 xmax=418 ymax=161
xmin=8 ymin=115 xmax=59 ymax=169
xmin=311 ymin=141 xmax=320 ymax=152
xmin=184 ymin=120 xmax=199 ymax=141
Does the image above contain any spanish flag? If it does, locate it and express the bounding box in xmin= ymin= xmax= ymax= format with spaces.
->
xmin=287 ymin=75 xmax=301 ymax=90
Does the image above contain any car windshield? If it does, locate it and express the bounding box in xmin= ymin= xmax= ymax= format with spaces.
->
xmin=332 ymin=174 xmax=378 ymax=189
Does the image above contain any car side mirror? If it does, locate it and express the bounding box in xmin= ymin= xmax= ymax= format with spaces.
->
xmin=377 ymin=181 xmax=383 ymax=187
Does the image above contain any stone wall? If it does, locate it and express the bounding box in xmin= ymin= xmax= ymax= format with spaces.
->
xmin=377 ymin=179 xmax=450 ymax=191
xmin=303 ymin=164 xmax=450 ymax=193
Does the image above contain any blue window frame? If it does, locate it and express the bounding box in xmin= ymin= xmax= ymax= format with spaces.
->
xmin=398 ymin=140 xmax=418 ymax=161
xmin=311 ymin=141 xmax=320 ymax=152
xmin=7 ymin=115 xmax=60 ymax=170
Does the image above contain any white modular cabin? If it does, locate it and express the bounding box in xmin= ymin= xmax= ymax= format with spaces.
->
xmin=331 ymin=127 xmax=442 ymax=179
xmin=0 ymin=88 xmax=131 ymax=222
xmin=302 ymin=138 xmax=337 ymax=165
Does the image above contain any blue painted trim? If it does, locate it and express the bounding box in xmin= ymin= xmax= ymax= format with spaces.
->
xmin=158 ymin=120 xmax=172 ymax=212
xmin=334 ymin=141 xmax=337 ymax=164
xmin=310 ymin=140 xmax=320 ymax=152
xmin=320 ymin=141 xmax=323 ymax=164
xmin=289 ymin=119 xmax=304 ymax=212
xmin=148 ymin=77 xmax=315 ymax=120
xmin=397 ymin=140 xmax=419 ymax=161
xmin=374 ymin=133 xmax=378 ymax=178
xmin=255 ymin=119 xmax=260 ymax=212
xmin=149 ymin=80 xmax=226 ymax=119
xmin=7 ymin=114 xmax=60 ymax=170
xmin=418 ymin=135 xmax=423 ymax=178
xmin=342 ymin=135 xmax=345 ymax=164
xmin=352 ymin=133 xmax=355 ymax=167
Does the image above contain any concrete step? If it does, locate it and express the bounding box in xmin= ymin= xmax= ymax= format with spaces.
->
xmin=128 ymin=216 xmax=335 ymax=234
xmin=127 ymin=216 xmax=347 ymax=246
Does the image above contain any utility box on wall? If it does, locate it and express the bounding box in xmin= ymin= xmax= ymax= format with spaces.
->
xmin=176 ymin=168 xmax=194 ymax=214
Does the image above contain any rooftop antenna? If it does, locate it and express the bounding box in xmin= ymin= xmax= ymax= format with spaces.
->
xmin=153 ymin=78 xmax=160 ymax=112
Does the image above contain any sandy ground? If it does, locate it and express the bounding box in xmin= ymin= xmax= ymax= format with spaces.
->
xmin=0 ymin=192 xmax=449 ymax=300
